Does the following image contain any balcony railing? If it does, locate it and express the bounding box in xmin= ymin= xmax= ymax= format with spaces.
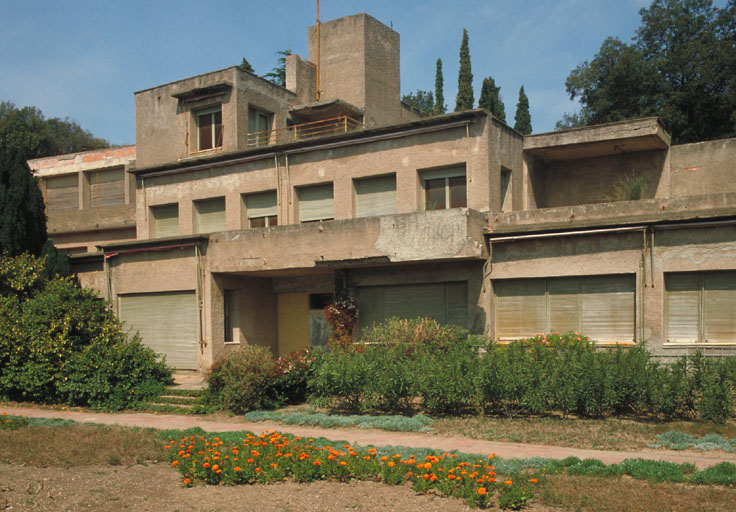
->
xmin=246 ymin=115 xmax=364 ymax=148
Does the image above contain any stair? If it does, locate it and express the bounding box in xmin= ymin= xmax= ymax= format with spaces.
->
xmin=140 ymin=373 xmax=209 ymax=414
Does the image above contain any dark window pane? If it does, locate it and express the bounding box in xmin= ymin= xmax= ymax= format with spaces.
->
xmin=249 ymin=217 xmax=266 ymax=228
xmin=449 ymin=176 xmax=467 ymax=208
xmin=214 ymin=111 xmax=223 ymax=148
xmin=199 ymin=113 xmax=212 ymax=150
xmin=425 ymin=178 xmax=446 ymax=210
xmin=267 ymin=215 xmax=278 ymax=226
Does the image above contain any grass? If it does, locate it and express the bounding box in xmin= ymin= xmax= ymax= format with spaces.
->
xmin=432 ymin=414 xmax=736 ymax=451
xmin=243 ymin=409 xmax=433 ymax=432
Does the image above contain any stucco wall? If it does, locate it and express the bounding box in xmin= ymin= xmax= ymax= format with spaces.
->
xmin=670 ymin=138 xmax=736 ymax=198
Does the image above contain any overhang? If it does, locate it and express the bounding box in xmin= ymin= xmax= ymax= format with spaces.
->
xmin=289 ymin=99 xmax=364 ymax=123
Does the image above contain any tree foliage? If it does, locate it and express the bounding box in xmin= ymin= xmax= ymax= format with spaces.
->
xmin=455 ymin=29 xmax=474 ymax=111
xmin=263 ymin=49 xmax=292 ymax=87
xmin=238 ymin=57 xmax=255 ymax=73
xmin=478 ymin=76 xmax=506 ymax=122
xmin=434 ymin=58 xmax=447 ymax=114
xmin=513 ymin=85 xmax=533 ymax=134
xmin=561 ymin=0 xmax=736 ymax=143
xmin=402 ymin=90 xmax=435 ymax=115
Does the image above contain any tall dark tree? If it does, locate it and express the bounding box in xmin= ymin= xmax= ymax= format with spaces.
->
xmin=402 ymin=90 xmax=435 ymax=115
xmin=513 ymin=85 xmax=532 ymax=134
xmin=238 ymin=57 xmax=255 ymax=73
xmin=455 ymin=29 xmax=474 ymax=111
xmin=560 ymin=0 xmax=736 ymax=143
xmin=264 ymin=49 xmax=292 ymax=87
xmin=478 ymin=76 xmax=506 ymax=122
xmin=433 ymin=58 xmax=446 ymax=114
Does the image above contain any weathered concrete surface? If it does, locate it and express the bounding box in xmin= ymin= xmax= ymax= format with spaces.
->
xmin=4 ymin=406 xmax=736 ymax=470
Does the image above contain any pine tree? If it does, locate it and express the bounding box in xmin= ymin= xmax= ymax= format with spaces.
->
xmin=455 ymin=29 xmax=474 ymax=111
xmin=433 ymin=58 xmax=446 ymax=114
xmin=478 ymin=76 xmax=506 ymax=122
xmin=238 ymin=57 xmax=255 ymax=73
xmin=264 ymin=49 xmax=292 ymax=87
xmin=513 ymin=85 xmax=532 ymax=134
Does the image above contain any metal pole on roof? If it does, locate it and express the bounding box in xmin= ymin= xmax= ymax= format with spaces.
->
xmin=316 ymin=0 xmax=321 ymax=101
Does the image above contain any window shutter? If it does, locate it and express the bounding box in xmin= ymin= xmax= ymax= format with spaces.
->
xmin=90 ymin=169 xmax=125 ymax=207
xmin=547 ymin=277 xmax=582 ymax=334
xmin=495 ymin=279 xmax=546 ymax=339
xmin=153 ymin=204 xmax=179 ymax=238
xmin=195 ymin=197 xmax=226 ymax=233
xmin=119 ymin=291 xmax=198 ymax=369
xmin=666 ymin=273 xmax=700 ymax=342
xmin=355 ymin=175 xmax=397 ymax=218
xmin=46 ymin=174 xmax=79 ymax=211
xmin=246 ymin=191 xmax=277 ymax=219
xmin=703 ymin=271 xmax=736 ymax=343
xmin=356 ymin=287 xmax=384 ymax=334
xmin=445 ymin=282 xmax=468 ymax=328
xmin=299 ymin=184 xmax=333 ymax=222
xmin=581 ymin=275 xmax=635 ymax=342
xmin=384 ymin=284 xmax=445 ymax=323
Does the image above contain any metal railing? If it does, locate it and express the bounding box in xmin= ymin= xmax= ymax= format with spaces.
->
xmin=246 ymin=115 xmax=364 ymax=148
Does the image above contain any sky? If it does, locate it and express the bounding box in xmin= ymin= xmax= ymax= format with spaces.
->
xmin=1 ymin=0 xmax=707 ymax=146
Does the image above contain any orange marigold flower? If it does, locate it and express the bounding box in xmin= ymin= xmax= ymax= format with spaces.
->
xmin=270 ymin=463 xmax=277 ymax=468
xmin=363 ymin=456 xmax=371 ymax=461
xmin=424 ymin=462 xmax=432 ymax=469
xmin=339 ymin=461 xmax=347 ymax=466
xmin=423 ymin=473 xmax=430 ymax=480
xmin=529 ymin=478 xmax=538 ymax=484
xmin=488 ymin=477 xmax=496 ymax=483
xmin=215 ymin=469 xmax=222 ymax=474
xmin=488 ymin=471 xmax=496 ymax=476
xmin=448 ymin=474 xmax=455 ymax=480
xmin=202 ymin=462 xmax=210 ymax=468
xmin=164 ymin=445 xmax=171 ymax=450
xmin=234 ymin=467 xmax=241 ymax=472
xmin=504 ymin=480 xmax=513 ymax=486
xmin=430 ymin=475 xmax=438 ymax=482
xmin=407 ymin=471 xmax=413 ymax=477
xmin=388 ymin=461 xmax=395 ymax=468
xmin=183 ymin=478 xmax=191 ymax=484
xmin=171 ymin=460 xmax=179 ymax=466
xmin=212 ymin=465 xmax=219 ymax=471
xmin=255 ymin=467 xmax=261 ymax=472
xmin=478 ymin=487 xmax=487 ymax=495
xmin=313 ymin=460 xmax=321 ymax=466
xmin=381 ymin=456 xmax=388 ymax=461
xmin=328 ymin=455 xmax=335 ymax=461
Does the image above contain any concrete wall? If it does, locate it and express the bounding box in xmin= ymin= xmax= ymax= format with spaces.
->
xmin=670 ymin=138 xmax=736 ymax=198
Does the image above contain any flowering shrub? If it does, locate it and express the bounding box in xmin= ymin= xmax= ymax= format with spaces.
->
xmin=271 ymin=348 xmax=316 ymax=405
xmin=323 ymin=296 xmax=358 ymax=349
xmin=0 ymin=412 xmax=28 ymax=430
xmin=166 ymin=430 xmax=535 ymax=509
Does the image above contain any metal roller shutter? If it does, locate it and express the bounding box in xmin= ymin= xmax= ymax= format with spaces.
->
xmin=495 ymin=279 xmax=546 ymax=339
xmin=298 ymin=184 xmax=333 ymax=222
xmin=152 ymin=204 xmax=179 ymax=238
xmin=46 ymin=174 xmax=79 ymax=211
xmin=354 ymin=175 xmax=396 ymax=218
xmin=195 ymin=197 xmax=226 ymax=233
xmin=119 ymin=291 xmax=198 ymax=369
xmin=90 ymin=169 xmax=125 ymax=207
xmin=703 ymin=271 xmax=736 ymax=343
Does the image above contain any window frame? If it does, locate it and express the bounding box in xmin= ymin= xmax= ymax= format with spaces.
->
xmin=244 ymin=190 xmax=278 ymax=228
xmin=353 ymin=173 xmax=397 ymax=218
xmin=297 ymin=183 xmax=334 ymax=223
xmin=421 ymin=166 xmax=467 ymax=211
xmin=193 ymin=196 xmax=226 ymax=234
xmin=196 ymin=106 xmax=223 ymax=151
xmin=151 ymin=203 xmax=179 ymax=238
xmin=248 ymin=107 xmax=272 ymax=147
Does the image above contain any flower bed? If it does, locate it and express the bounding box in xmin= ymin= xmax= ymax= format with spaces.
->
xmin=165 ymin=430 xmax=536 ymax=509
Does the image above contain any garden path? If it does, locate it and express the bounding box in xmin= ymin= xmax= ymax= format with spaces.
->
xmin=4 ymin=405 xmax=736 ymax=470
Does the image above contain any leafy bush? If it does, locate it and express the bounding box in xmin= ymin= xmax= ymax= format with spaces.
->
xmin=205 ymin=344 xmax=279 ymax=414
xmin=690 ymin=462 xmax=736 ymax=486
xmin=361 ymin=317 xmax=466 ymax=351
xmin=271 ymin=348 xmax=316 ymax=405
xmin=0 ymin=253 xmax=172 ymax=409
xmin=415 ymin=341 xmax=479 ymax=415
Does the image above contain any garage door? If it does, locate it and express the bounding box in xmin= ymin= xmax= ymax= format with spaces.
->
xmin=119 ymin=291 xmax=198 ymax=369
xmin=356 ymin=282 xmax=468 ymax=333
xmin=495 ymin=275 xmax=635 ymax=342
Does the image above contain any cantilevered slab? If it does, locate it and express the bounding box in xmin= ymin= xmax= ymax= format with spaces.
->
xmin=289 ymin=99 xmax=364 ymax=123
xmin=525 ymin=118 xmax=671 ymax=161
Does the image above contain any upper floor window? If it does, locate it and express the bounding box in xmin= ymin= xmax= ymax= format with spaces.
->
xmin=90 ymin=168 xmax=125 ymax=207
xmin=244 ymin=191 xmax=278 ymax=228
xmin=354 ymin=174 xmax=397 ymax=218
xmin=422 ymin=166 xmax=466 ymax=210
xmin=298 ymin=184 xmax=334 ymax=223
xmin=194 ymin=197 xmax=226 ymax=233
xmin=45 ymin=174 xmax=79 ymax=212
xmin=197 ymin=107 xmax=223 ymax=151
xmin=248 ymin=108 xmax=272 ymax=147
xmin=151 ymin=203 xmax=179 ymax=238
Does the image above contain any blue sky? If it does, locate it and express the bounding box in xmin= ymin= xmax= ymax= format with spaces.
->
xmin=1 ymin=0 xmax=701 ymax=145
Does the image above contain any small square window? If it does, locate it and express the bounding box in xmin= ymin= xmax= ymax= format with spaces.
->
xmin=197 ymin=108 xmax=223 ymax=151
xmin=245 ymin=191 xmax=278 ymax=228
xmin=248 ymin=108 xmax=272 ymax=147
xmin=422 ymin=166 xmax=466 ymax=210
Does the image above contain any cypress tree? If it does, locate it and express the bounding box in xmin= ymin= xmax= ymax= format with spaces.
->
xmin=478 ymin=76 xmax=506 ymax=122
xmin=514 ymin=85 xmax=532 ymax=134
xmin=0 ymin=144 xmax=48 ymax=257
xmin=434 ymin=58 xmax=446 ymax=114
xmin=455 ymin=29 xmax=474 ymax=111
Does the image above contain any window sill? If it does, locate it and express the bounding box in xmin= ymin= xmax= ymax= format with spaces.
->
xmin=224 ymin=341 xmax=241 ymax=345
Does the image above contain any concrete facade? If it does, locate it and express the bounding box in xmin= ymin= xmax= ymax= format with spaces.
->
xmin=29 ymin=13 xmax=736 ymax=371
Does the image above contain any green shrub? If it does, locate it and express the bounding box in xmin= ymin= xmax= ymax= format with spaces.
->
xmin=360 ymin=317 xmax=466 ymax=351
xmin=272 ymin=348 xmax=316 ymax=405
xmin=415 ymin=342 xmax=478 ymax=415
xmin=690 ymin=462 xmax=736 ymax=486
xmin=308 ymin=346 xmax=368 ymax=411
xmin=361 ymin=344 xmax=415 ymax=412
xmin=0 ymin=254 xmax=173 ymax=410
xmin=205 ymin=344 xmax=278 ymax=414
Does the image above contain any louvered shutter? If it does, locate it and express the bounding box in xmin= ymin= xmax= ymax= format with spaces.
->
xmin=355 ymin=175 xmax=396 ymax=217
xmin=46 ymin=174 xmax=79 ymax=211
xmin=195 ymin=197 xmax=226 ymax=233
xmin=356 ymin=286 xmax=384 ymax=334
xmin=384 ymin=284 xmax=445 ymax=323
xmin=495 ymin=279 xmax=546 ymax=339
xmin=581 ymin=275 xmax=635 ymax=342
xmin=445 ymin=282 xmax=468 ymax=328
xmin=548 ymin=277 xmax=582 ymax=334
xmin=90 ymin=169 xmax=125 ymax=207
xmin=666 ymin=273 xmax=700 ymax=342
xmin=703 ymin=271 xmax=736 ymax=343
xmin=246 ymin=191 xmax=277 ymax=221
xmin=153 ymin=204 xmax=179 ymax=238
xmin=119 ymin=291 xmax=198 ymax=369
xmin=299 ymin=184 xmax=333 ymax=222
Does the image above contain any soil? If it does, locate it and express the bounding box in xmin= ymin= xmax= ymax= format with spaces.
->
xmin=0 ymin=463 xmax=561 ymax=512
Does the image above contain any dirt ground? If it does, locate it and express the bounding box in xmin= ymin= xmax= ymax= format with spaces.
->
xmin=0 ymin=463 xmax=561 ymax=512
